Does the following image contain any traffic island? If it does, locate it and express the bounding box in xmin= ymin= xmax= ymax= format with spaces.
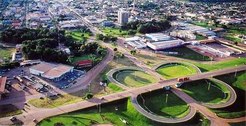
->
xmin=107 ymin=67 xmax=157 ymax=88
xmin=154 ymin=62 xmax=201 ymax=79
xmin=180 ymin=78 xmax=236 ymax=109
xmin=131 ymin=89 xmax=196 ymax=123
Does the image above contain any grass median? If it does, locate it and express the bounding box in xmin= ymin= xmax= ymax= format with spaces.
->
xmin=212 ymin=71 xmax=246 ymax=118
xmin=137 ymin=90 xmax=190 ymax=118
xmin=181 ymin=79 xmax=230 ymax=104
xmin=156 ymin=63 xmax=198 ymax=79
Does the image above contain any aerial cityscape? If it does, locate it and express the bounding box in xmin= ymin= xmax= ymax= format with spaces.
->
xmin=0 ymin=0 xmax=245 ymax=126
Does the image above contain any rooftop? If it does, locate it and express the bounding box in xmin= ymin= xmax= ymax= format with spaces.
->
xmin=31 ymin=62 xmax=73 ymax=79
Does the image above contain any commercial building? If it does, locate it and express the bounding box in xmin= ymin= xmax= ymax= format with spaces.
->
xmin=125 ymin=36 xmax=147 ymax=49
xmin=30 ymin=62 xmax=74 ymax=81
xmin=145 ymin=33 xmax=184 ymax=50
xmin=172 ymin=21 xmax=216 ymax=37
xmin=118 ymin=9 xmax=129 ymax=25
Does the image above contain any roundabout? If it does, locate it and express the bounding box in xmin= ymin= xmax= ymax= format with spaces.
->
xmin=154 ymin=62 xmax=201 ymax=79
xmin=107 ymin=67 xmax=157 ymax=88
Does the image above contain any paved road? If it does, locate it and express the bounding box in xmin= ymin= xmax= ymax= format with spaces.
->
xmin=0 ymin=65 xmax=245 ymax=126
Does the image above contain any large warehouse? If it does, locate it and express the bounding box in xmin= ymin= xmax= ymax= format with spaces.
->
xmin=30 ymin=62 xmax=74 ymax=81
xmin=146 ymin=33 xmax=184 ymax=50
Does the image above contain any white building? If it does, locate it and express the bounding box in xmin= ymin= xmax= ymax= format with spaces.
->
xmin=30 ymin=62 xmax=74 ymax=81
xmin=147 ymin=39 xmax=184 ymax=51
xmin=145 ymin=33 xmax=184 ymax=50
xmin=125 ymin=36 xmax=146 ymax=49
xmin=118 ymin=9 xmax=129 ymax=25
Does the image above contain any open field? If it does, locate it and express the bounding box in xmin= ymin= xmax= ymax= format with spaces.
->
xmin=138 ymin=90 xmax=190 ymax=118
xmin=113 ymin=70 xmax=157 ymax=87
xmin=102 ymin=27 xmax=131 ymax=37
xmin=212 ymin=71 xmax=246 ymax=118
xmin=194 ymin=58 xmax=246 ymax=72
xmin=38 ymin=98 xmax=210 ymax=126
xmin=0 ymin=104 xmax=22 ymax=118
xmin=0 ymin=47 xmax=14 ymax=60
xmin=181 ymin=79 xmax=230 ymax=104
xmin=196 ymin=34 xmax=207 ymax=40
xmin=156 ymin=63 xmax=197 ymax=79
xmin=164 ymin=46 xmax=210 ymax=61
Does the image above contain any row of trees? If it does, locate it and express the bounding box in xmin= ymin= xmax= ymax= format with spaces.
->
xmin=96 ymin=34 xmax=118 ymax=42
xmin=122 ymin=20 xmax=171 ymax=34
xmin=1 ymin=28 xmax=65 ymax=44
xmin=22 ymin=38 xmax=69 ymax=63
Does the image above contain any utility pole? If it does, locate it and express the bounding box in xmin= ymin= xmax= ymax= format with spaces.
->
xmin=165 ymin=93 xmax=168 ymax=103
xmin=208 ymin=82 xmax=211 ymax=91
xmin=235 ymin=65 xmax=238 ymax=77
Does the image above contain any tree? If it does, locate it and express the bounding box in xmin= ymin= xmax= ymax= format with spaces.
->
xmin=130 ymin=50 xmax=137 ymax=55
xmin=113 ymin=48 xmax=118 ymax=52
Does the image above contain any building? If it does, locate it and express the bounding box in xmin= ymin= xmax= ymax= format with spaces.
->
xmin=145 ymin=33 xmax=184 ymax=50
xmin=101 ymin=20 xmax=115 ymax=27
xmin=118 ymin=9 xmax=129 ymax=25
xmin=76 ymin=60 xmax=93 ymax=68
xmin=12 ymin=44 xmax=23 ymax=62
xmin=0 ymin=76 xmax=7 ymax=100
xmin=30 ymin=62 xmax=74 ymax=81
xmin=125 ymin=36 xmax=147 ymax=49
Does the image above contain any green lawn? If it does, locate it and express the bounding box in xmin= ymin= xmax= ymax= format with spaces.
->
xmin=107 ymin=82 xmax=124 ymax=92
xmin=38 ymin=98 xmax=210 ymax=126
xmin=0 ymin=104 xmax=22 ymax=118
xmin=102 ymin=27 xmax=131 ymax=37
xmin=212 ymin=71 xmax=246 ymax=118
xmin=165 ymin=46 xmax=210 ymax=61
xmin=0 ymin=47 xmax=14 ymax=60
xmin=196 ymin=34 xmax=207 ymax=40
xmin=193 ymin=57 xmax=246 ymax=72
xmin=193 ymin=22 xmax=216 ymax=29
xmin=225 ymin=34 xmax=242 ymax=43
xmin=181 ymin=79 xmax=230 ymax=104
xmin=69 ymin=53 xmax=105 ymax=66
xmin=156 ymin=63 xmax=198 ymax=79
xmin=138 ymin=90 xmax=189 ymax=118
xmin=113 ymin=70 xmax=157 ymax=87
xmin=66 ymin=30 xmax=91 ymax=42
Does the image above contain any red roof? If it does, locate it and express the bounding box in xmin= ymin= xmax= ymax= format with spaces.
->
xmin=0 ymin=77 xmax=7 ymax=94
xmin=76 ymin=60 xmax=92 ymax=66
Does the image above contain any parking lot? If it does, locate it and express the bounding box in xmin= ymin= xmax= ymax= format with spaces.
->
xmin=46 ymin=70 xmax=85 ymax=89
xmin=1 ymin=65 xmax=85 ymax=100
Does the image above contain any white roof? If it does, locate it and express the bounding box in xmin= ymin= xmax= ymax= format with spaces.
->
xmin=146 ymin=33 xmax=171 ymax=41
